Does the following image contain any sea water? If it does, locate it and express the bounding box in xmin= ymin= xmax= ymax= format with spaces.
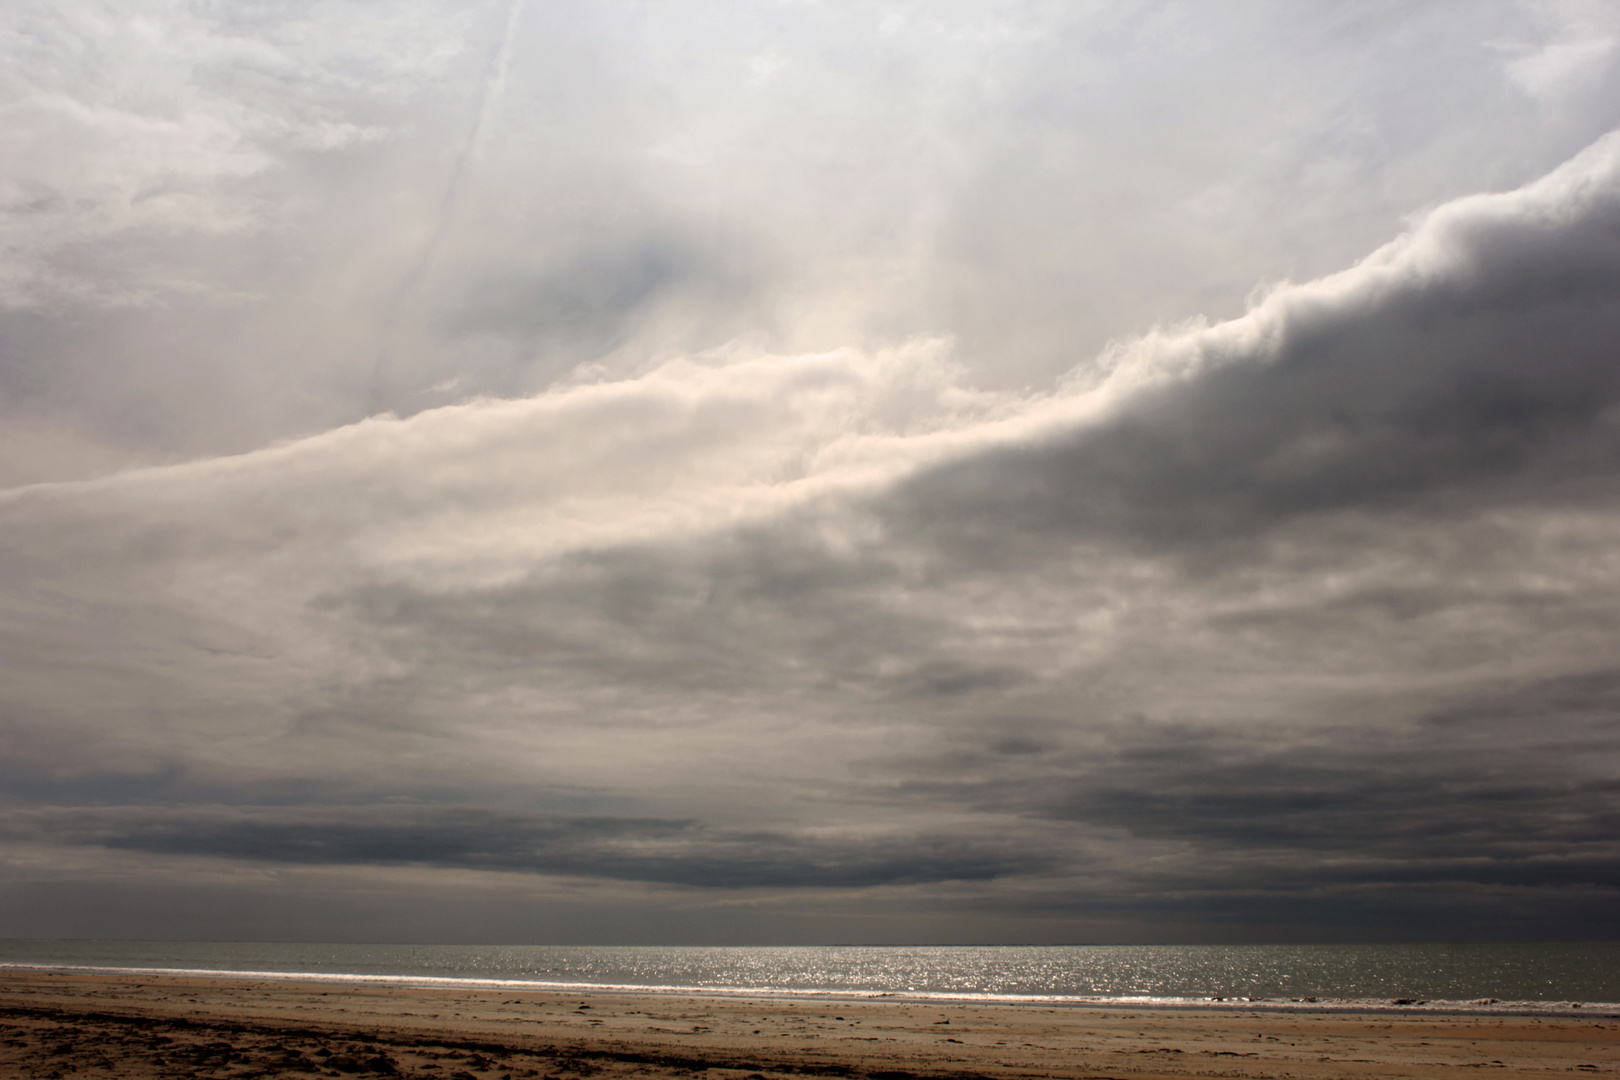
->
xmin=2 ymin=941 xmax=1615 ymax=1013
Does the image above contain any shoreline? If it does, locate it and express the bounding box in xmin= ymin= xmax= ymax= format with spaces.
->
xmin=3 ymin=967 xmax=1618 ymax=1079
xmin=2 ymin=960 xmax=1615 ymax=1018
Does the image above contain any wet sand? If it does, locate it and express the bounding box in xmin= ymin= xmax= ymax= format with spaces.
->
xmin=1 ymin=968 xmax=1616 ymax=1080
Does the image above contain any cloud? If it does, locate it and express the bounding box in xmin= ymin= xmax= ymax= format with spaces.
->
xmin=4 ymin=24 xmax=1620 ymax=939
xmin=1507 ymin=37 xmax=1619 ymax=100
xmin=0 ymin=0 xmax=467 ymax=308
xmin=7 ymin=0 xmax=1620 ymax=491
xmin=3 ymin=806 xmax=1055 ymax=890
xmin=981 ymin=672 xmax=1620 ymax=862
xmin=1502 ymin=0 xmax=1620 ymax=102
xmin=891 ymin=130 xmax=1620 ymax=557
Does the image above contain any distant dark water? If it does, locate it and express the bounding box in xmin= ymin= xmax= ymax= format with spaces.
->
xmin=3 ymin=941 xmax=1615 ymax=1013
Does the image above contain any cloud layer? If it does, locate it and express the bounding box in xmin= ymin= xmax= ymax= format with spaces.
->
xmin=4 ymin=3 xmax=1620 ymax=943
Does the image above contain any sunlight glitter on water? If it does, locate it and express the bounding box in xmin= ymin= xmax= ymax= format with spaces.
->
xmin=2 ymin=941 xmax=1615 ymax=1012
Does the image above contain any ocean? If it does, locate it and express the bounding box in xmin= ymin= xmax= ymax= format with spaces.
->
xmin=2 ymin=940 xmax=1615 ymax=1014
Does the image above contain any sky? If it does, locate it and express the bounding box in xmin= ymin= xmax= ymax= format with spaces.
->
xmin=2 ymin=0 xmax=1620 ymax=945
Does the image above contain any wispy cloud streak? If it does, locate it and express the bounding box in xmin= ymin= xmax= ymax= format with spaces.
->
xmin=368 ymin=0 xmax=527 ymax=414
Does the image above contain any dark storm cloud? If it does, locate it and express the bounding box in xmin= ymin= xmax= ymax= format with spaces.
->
xmin=876 ymin=667 xmax=1620 ymax=910
xmin=1052 ymin=735 xmax=1620 ymax=865
xmin=328 ymin=525 xmax=986 ymax=705
xmin=891 ymin=136 xmax=1620 ymax=556
xmin=3 ymin=807 xmax=1052 ymax=890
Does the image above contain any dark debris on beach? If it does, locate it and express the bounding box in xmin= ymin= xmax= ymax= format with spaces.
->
xmin=0 ymin=1002 xmax=975 ymax=1080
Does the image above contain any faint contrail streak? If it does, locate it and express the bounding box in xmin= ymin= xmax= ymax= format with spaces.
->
xmin=368 ymin=0 xmax=526 ymax=416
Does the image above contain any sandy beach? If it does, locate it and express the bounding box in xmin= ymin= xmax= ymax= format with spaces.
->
xmin=2 ymin=968 xmax=1617 ymax=1080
